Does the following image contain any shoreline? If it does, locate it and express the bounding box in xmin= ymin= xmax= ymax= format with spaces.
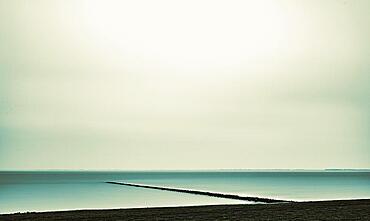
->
xmin=2 ymin=199 xmax=369 ymax=220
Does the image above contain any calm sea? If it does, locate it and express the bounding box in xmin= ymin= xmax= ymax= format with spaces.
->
xmin=1 ymin=171 xmax=369 ymax=214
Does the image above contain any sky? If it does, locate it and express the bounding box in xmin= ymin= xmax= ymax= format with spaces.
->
xmin=0 ymin=0 xmax=369 ymax=170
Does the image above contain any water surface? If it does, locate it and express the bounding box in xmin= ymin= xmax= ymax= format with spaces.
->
xmin=1 ymin=171 xmax=369 ymax=214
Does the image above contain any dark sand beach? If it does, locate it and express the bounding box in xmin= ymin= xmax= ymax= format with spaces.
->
xmin=2 ymin=199 xmax=369 ymax=220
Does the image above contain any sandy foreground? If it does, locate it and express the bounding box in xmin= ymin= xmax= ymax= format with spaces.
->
xmin=1 ymin=199 xmax=369 ymax=220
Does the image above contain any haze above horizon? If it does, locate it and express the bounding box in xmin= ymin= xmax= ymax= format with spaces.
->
xmin=0 ymin=0 xmax=369 ymax=170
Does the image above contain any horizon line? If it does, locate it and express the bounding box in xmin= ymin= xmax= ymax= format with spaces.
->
xmin=1 ymin=168 xmax=370 ymax=172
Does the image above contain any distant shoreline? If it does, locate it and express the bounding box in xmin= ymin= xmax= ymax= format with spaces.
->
xmin=2 ymin=199 xmax=369 ymax=220
xmin=1 ymin=169 xmax=370 ymax=173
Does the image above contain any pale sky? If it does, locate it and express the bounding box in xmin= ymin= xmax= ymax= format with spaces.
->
xmin=0 ymin=0 xmax=369 ymax=170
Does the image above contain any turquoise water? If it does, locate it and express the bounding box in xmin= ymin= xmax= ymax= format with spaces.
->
xmin=1 ymin=171 xmax=369 ymax=214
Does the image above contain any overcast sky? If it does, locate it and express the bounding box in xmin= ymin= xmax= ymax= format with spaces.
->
xmin=0 ymin=0 xmax=369 ymax=170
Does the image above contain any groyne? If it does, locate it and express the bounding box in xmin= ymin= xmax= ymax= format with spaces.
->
xmin=106 ymin=181 xmax=291 ymax=203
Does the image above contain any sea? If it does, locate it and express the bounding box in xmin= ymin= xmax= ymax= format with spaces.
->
xmin=1 ymin=170 xmax=369 ymax=214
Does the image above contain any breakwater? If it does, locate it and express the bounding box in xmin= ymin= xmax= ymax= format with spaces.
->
xmin=106 ymin=181 xmax=291 ymax=203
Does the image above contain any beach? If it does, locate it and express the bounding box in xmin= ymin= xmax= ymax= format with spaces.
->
xmin=2 ymin=199 xmax=369 ymax=220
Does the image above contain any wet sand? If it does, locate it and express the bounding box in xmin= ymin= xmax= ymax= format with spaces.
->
xmin=1 ymin=199 xmax=369 ymax=220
